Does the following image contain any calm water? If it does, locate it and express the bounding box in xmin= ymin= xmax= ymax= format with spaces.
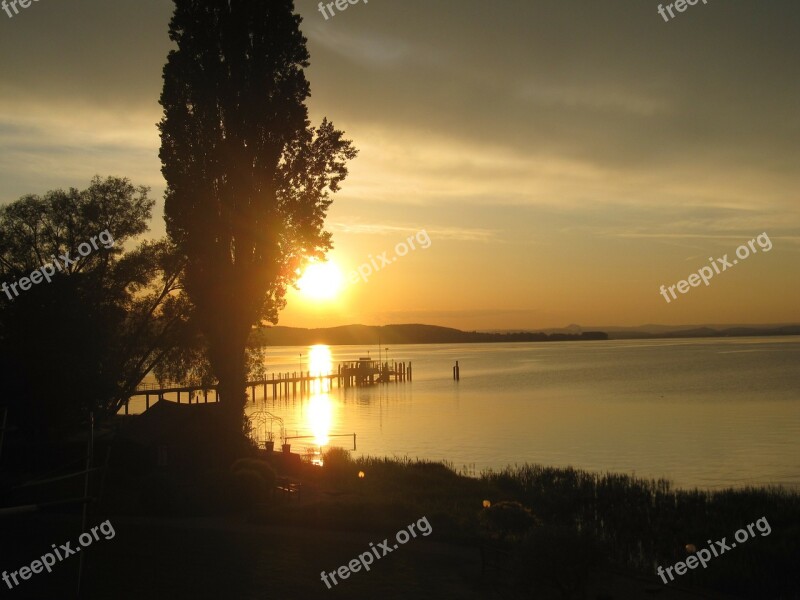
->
xmin=134 ymin=337 xmax=800 ymax=490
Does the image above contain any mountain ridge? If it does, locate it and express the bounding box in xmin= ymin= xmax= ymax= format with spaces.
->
xmin=248 ymin=323 xmax=800 ymax=346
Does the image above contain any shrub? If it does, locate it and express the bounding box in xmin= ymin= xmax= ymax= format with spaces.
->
xmin=322 ymin=447 xmax=356 ymax=486
xmin=231 ymin=458 xmax=276 ymax=490
xmin=230 ymin=468 xmax=268 ymax=508
xmin=479 ymin=500 xmax=538 ymax=540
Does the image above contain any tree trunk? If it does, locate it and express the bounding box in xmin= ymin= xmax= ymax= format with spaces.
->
xmin=209 ymin=327 xmax=249 ymax=434
xmin=188 ymin=257 xmax=256 ymax=439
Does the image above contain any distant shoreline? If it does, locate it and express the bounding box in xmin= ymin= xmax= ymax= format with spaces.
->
xmin=249 ymin=323 xmax=800 ymax=347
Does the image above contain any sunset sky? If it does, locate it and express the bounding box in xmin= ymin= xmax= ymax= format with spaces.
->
xmin=1 ymin=0 xmax=798 ymax=330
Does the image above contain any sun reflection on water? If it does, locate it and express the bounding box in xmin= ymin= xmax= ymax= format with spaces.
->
xmin=308 ymin=344 xmax=333 ymax=395
xmin=307 ymin=345 xmax=334 ymax=447
xmin=308 ymin=394 xmax=333 ymax=446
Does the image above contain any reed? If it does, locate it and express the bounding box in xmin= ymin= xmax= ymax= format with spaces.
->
xmin=313 ymin=451 xmax=800 ymax=597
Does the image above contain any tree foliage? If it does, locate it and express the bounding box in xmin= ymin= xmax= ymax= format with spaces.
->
xmin=158 ymin=0 xmax=356 ymax=427
xmin=0 ymin=176 xmax=189 ymax=436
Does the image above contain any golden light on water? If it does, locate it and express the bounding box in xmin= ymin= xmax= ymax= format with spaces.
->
xmin=308 ymin=344 xmax=333 ymax=394
xmin=306 ymin=346 xmax=334 ymax=446
xmin=308 ymin=345 xmax=332 ymax=375
xmin=308 ymin=394 xmax=333 ymax=446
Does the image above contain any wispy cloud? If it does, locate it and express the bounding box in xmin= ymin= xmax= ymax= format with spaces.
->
xmin=329 ymin=221 xmax=495 ymax=242
xmin=306 ymin=27 xmax=414 ymax=68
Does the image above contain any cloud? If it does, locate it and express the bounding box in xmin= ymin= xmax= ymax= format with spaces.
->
xmin=306 ymin=26 xmax=415 ymax=68
xmin=329 ymin=221 xmax=495 ymax=242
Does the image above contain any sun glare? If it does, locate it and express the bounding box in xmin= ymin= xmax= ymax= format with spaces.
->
xmin=297 ymin=261 xmax=343 ymax=301
xmin=307 ymin=394 xmax=333 ymax=446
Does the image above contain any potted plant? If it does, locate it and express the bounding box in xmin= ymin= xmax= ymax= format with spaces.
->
xmin=265 ymin=431 xmax=275 ymax=452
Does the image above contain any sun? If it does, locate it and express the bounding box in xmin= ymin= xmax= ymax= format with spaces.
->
xmin=296 ymin=261 xmax=343 ymax=301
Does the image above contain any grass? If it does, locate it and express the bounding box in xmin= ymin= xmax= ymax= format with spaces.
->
xmin=259 ymin=448 xmax=800 ymax=599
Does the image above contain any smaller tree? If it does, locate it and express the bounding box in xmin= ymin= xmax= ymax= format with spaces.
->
xmin=0 ymin=176 xmax=189 ymax=437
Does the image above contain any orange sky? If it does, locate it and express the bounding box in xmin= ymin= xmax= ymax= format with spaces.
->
xmin=0 ymin=0 xmax=798 ymax=330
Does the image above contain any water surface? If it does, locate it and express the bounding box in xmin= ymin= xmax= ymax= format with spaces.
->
xmin=135 ymin=337 xmax=800 ymax=490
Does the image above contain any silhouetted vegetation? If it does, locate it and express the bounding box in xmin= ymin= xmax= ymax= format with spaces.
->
xmin=159 ymin=0 xmax=357 ymax=433
xmin=252 ymin=451 xmax=800 ymax=599
xmin=0 ymin=176 xmax=190 ymax=439
xmin=482 ymin=464 xmax=800 ymax=598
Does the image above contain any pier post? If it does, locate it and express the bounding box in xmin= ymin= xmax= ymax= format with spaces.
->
xmin=453 ymin=361 xmax=460 ymax=381
xmin=204 ymin=389 xmax=208 ymax=403
xmin=145 ymin=393 xmax=150 ymax=410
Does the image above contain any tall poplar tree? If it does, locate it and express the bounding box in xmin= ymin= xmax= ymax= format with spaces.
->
xmin=158 ymin=0 xmax=356 ymax=431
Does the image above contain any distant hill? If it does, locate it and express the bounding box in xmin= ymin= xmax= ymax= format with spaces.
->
xmin=483 ymin=323 xmax=800 ymax=340
xmin=249 ymin=322 xmax=800 ymax=347
xmin=604 ymin=324 xmax=800 ymax=340
xmin=249 ymin=324 xmax=608 ymax=347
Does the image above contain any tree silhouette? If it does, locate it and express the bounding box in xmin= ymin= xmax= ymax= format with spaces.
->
xmin=158 ymin=0 xmax=356 ymax=431
xmin=0 ymin=177 xmax=189 ymax=438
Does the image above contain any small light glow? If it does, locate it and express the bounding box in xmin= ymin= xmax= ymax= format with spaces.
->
xmin=358 ymin=471 xmax=365 ymax=479
xmin=483 ymin=500 xmax=491 ymax=508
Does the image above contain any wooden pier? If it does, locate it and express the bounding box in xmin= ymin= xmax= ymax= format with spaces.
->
xmin=124 ymin=358 xmax=411 ymax=414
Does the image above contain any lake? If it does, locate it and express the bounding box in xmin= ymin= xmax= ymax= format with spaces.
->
xmin=133 ymin=336 xmax=800 ymax=490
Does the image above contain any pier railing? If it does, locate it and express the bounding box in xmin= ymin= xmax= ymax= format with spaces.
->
xmin=124 ymin=360 xmax=412 ymax=414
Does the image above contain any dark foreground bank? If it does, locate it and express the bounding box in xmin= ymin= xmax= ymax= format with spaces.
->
xmin=1 ymin=449 xmax=797 ymax=599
